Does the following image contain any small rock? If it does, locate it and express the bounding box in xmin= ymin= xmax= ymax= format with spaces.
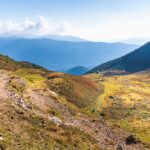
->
xmin=50 ymin=90 xmax=57 ymax=97
xmin=49 ymin=116 xmax=62 ymax=125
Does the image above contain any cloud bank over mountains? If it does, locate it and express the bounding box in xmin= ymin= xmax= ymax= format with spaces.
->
xmin=0 ymin=16 xmax=72 ymax=37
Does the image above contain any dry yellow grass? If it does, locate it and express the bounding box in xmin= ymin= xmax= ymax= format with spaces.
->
xmin=87 ymin=72 xmax=150 ymax=146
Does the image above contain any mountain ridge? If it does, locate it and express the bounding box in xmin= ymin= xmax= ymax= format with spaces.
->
xmin=0 ymin=37 xmax=139 ymax=71
xmin=87 ymin=42 xmax=150 ymax=74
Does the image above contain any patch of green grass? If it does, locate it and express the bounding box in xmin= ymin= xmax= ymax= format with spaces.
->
xmin=14 ymin=69 xmax=47 ymax=88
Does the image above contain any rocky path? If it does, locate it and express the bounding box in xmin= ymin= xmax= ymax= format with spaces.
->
xmin=0 ymin=71 xmax=11 ymax=99
xmin=28 ymin=87 xmax=147 ymax=150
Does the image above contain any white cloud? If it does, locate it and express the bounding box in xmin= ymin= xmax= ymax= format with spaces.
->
xmin=0 ymin=16 xmax=72 ymax=37
xmin=1 ymin=13 xmax=150 ymax=44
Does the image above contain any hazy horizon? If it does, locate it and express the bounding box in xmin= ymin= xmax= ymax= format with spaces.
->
xmin=0 ymin=0 xmax=150 ymax=44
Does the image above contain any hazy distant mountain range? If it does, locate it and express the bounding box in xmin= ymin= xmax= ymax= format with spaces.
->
xmin=44 ymin=35 xmax=87 ymax=42
xmin=88 ymin=42 xmax=150 ymax=74
xmin=0 ymin=36 xmax=139 ymax=72
xmin=123 ymin=37 xmax=150 ymax=45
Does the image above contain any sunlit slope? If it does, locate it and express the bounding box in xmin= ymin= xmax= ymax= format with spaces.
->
xmin=0 ymin=70 xmax=101 ymax=149
xmin=0 ymin=54 xmax=102 ymax=149
xmin=87 ymin=72 xmax=150 ymax=147
xmin=0 ymin=54 xmax=148 ymax=149
xmin=0 ymin=54 xmax=44 ymax=71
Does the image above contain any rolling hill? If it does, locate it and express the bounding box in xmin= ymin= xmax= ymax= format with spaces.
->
xmin=0 ymin=37 xmax=139 ymax=71
xmin=88 ymin=42 xmax=150 ymax=74
xmin=66 ymin=66 xmax=89 ymax=75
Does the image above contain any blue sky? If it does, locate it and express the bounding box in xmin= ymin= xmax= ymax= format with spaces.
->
xmin=0 ymin=0 xmax=150 ymax=43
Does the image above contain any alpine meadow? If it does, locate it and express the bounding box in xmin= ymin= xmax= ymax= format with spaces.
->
xmin=0 ymin=1 xmax=150 ymax=150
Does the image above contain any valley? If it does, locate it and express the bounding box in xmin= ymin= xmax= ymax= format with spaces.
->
xmin=0 ymin=37 xmax=139 ymax=72
xmin=0 ymin=1 xmax=150 ymax=149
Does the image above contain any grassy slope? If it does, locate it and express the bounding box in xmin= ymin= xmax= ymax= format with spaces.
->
xmin=0 ymin=55 xmax=102 ymax=149
xmin=46 ymin=72 xmax=102 ymax=108
xmin=0 ymin=69 xmax=100 ymax=150
xmin=0 ymin=54 xmax=101 ymax=108
xmin=0 ymin=54 xmax=149 ymax=149
xmin=87 ymin=73 xmax=150 ymax=147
